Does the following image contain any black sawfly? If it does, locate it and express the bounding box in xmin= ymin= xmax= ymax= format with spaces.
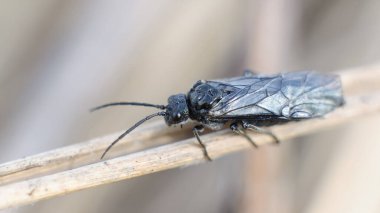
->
xmin=92 ymin=70 xmax=344 ymax=160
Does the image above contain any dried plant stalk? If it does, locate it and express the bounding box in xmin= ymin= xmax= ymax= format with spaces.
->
xmin=1 ymin=64 xmax=380 ymax=210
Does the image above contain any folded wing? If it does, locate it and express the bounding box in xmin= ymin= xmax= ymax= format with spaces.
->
xmin=207 ymin=71 xmax=344 ymax=120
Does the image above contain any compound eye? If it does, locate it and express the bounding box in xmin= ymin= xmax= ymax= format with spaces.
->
xmin=176 ymin=113 xmax=181 ymax=119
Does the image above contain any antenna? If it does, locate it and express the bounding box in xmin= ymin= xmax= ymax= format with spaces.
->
xmin=101 ymin=111 xmax=166 ymax=159
xmin=91 ymin=102 xmax=166 ymax=112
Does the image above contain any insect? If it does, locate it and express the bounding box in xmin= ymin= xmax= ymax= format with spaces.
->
xmin=93 ymin=70 xmax=344 ymax=160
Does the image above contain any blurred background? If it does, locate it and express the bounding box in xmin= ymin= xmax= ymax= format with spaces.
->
xmin=1 ymin=0 xmax=380 ymax=212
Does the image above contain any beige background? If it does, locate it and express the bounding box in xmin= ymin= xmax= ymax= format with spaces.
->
xmin=1 ymin=0 xmax=380 ymax=212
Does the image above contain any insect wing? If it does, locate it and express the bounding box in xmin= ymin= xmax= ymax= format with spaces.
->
xmin=207 ymin=71 xmax=343 ymax=119
xmin=283 ymin=71 xmax=343 ymax=118
xmin=207 ymin=74 xmax=285 ymax=117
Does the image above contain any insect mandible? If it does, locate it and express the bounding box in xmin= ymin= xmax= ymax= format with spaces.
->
xmin=92 ymin=70 xmax=344 ymax=160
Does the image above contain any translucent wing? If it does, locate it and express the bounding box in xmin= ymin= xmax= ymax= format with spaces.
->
xmin=207 ymin=71 xmax=344 ymax=119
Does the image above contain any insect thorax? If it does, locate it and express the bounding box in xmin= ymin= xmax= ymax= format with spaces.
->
xmin=187 ymin=81 xmax=223 ymax=123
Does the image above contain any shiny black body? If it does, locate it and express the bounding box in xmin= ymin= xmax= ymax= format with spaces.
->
xmin=95 ymin=70 xmax=344 ymax=159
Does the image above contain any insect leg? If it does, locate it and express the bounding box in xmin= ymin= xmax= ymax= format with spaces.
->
xmin=230 ymin=122 xmax=258 ymax=148
xmin=192 ymin=125 xmax=212 ymax=161
xmin=242 ymin=121 xmax=280 ymax=144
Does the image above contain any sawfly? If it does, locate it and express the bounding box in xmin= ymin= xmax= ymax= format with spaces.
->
xmin=92 ymin=70 xmax=344 ymax=160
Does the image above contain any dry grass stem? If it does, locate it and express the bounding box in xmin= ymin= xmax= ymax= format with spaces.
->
xmin=0 ymin=64 xmax=380 ymax=209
